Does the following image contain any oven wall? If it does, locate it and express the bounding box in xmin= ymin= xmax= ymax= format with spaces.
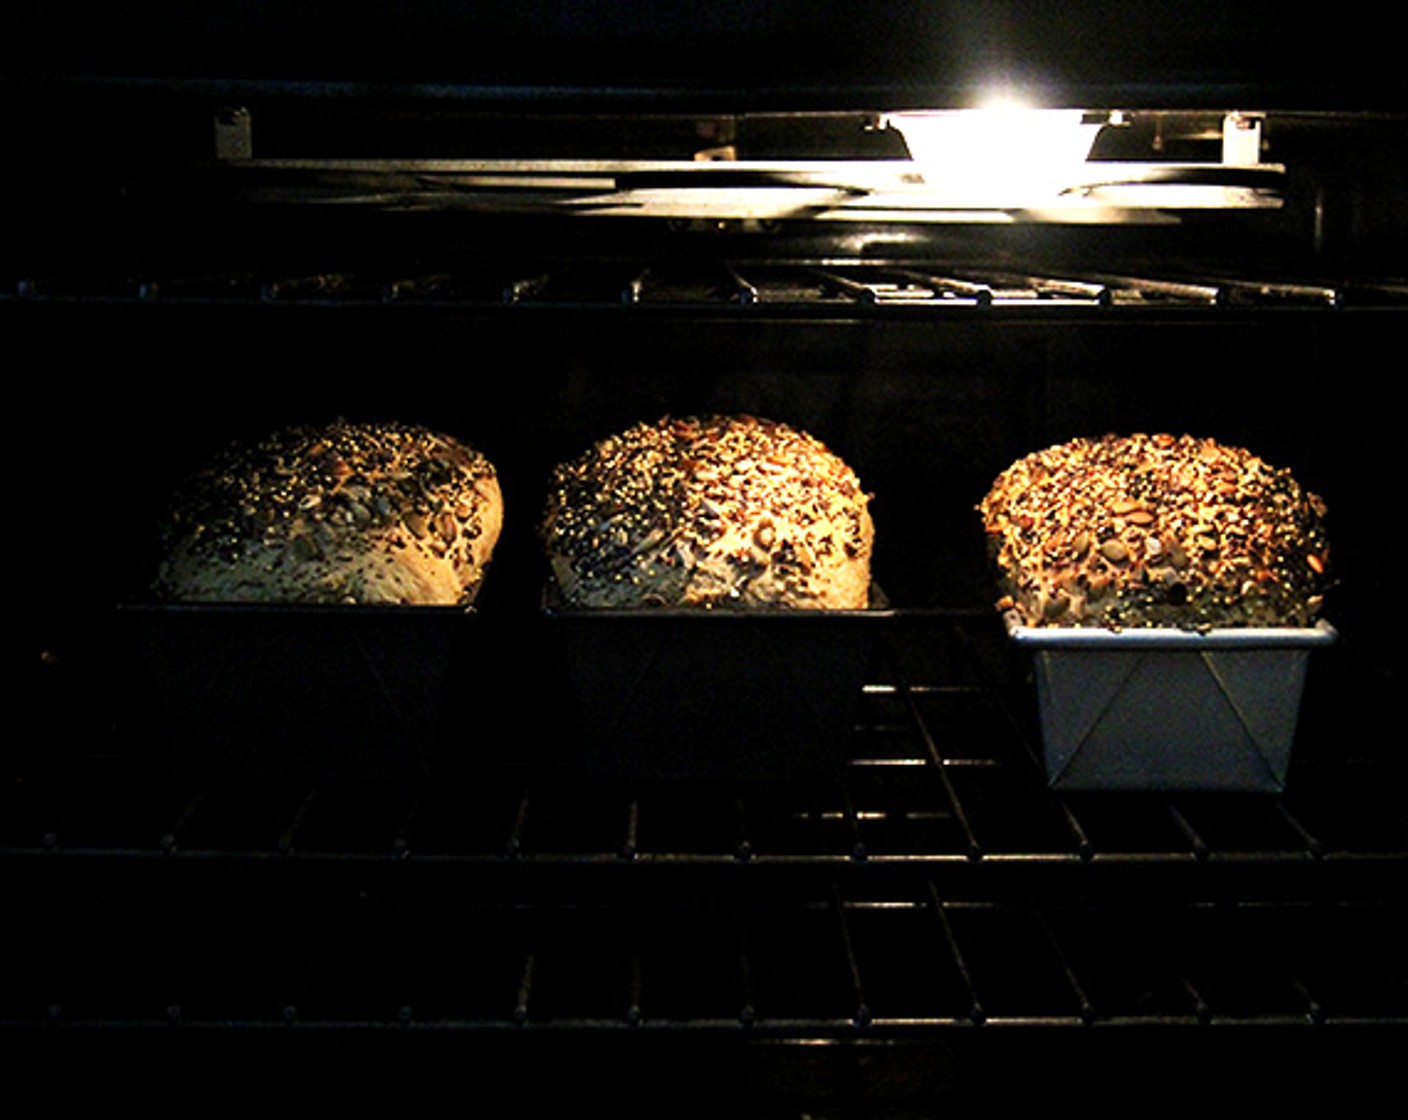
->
xmin=16 ymin=295 xmax=1395 ymax=654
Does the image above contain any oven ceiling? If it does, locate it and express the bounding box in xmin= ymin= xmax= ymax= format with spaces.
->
xmin=3 ymin=1 xmax=1402 ymax=111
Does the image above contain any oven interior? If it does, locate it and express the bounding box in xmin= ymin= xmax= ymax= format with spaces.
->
xmin=6 ymin=9 xmax=1407 ymax=1107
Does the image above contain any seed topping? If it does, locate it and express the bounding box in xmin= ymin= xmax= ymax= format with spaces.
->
xmin=979 ymin=432 xmax=1330 ymax=629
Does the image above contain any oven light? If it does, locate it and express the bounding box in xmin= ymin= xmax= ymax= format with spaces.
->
xmin=883 ymin=108 xmax=1103 ymax=206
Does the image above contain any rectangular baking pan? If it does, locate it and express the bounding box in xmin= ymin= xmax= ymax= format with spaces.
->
xmin=545 ymin=590 xmax=892 ymax=783
xmin=119 ymin=602 xmax=473 ymax=779
xmin=1008 ymin=615 xmax=1337 ymax=792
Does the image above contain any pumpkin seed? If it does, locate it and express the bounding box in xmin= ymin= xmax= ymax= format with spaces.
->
xmin=1100 ymin=539 xmax=1129 ymax=564
xmin=1042 ymin=592 xmax=1070 ymax=620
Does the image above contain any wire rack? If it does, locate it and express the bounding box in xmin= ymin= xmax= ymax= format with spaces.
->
xmin=6 ymin=613 xmax=1404 ymax=1053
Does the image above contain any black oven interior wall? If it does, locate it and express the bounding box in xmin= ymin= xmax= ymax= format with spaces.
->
xmin=18 ymin=295 xmax=1385 ymax=599
xmin=15 ymin=269 xmax=1400 ymax=766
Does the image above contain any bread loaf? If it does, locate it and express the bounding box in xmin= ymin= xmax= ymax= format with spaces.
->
xmin=156 ymin=419 xmax=502 ymax=606
xmin=542 ymin=414 xmax=873 ymax=609
xmin=979 ymin=433 xmax=1329 ymax=630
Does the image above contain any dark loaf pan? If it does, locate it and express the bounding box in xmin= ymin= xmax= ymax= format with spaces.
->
xmin=119 ymin=601 xmax=473 ymax=779
xmin=545 ymin=587 xmax=892 ymax=783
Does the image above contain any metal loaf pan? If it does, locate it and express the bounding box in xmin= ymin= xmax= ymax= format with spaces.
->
xmin=1007 ymin=615 xmax=1338 ymax=792
xmin=546 ymin=590 xmax=892 ymax=783
xmin=120 ymin=601 xmax=474 ymax=779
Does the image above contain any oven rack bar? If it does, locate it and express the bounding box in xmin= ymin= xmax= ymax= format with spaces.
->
xmin=3 ymin=891 xmax=1402 ymax=1035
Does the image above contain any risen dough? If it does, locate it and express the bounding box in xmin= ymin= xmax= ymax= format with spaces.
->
xmin=979 ymin=432 xmax=1330 ymax=629
xmin=157 ymin=419 xmax=502 ymax=606
xmin=542 ymin=414 xmax=873 ymax=609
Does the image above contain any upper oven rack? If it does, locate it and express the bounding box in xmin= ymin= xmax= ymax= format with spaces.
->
xmin=11 ymin=258 xmax=1405 ymax=313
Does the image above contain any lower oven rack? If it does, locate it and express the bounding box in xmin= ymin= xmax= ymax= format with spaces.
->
xmin=5 ymin=612 xmax=1404 ymax=1102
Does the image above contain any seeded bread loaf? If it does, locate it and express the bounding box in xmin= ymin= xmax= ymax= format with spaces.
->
xmin=156 ymin=419 xmax=503 ymax=606
xmin=542 ymin=414 xmax=874 ymax=609
xmin=978 ymin=433 xmax=1329 ymax=629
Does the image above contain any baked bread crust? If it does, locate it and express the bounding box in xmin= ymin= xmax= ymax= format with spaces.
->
xmin=542 ymin=414 xmax=873 ymax=609
xmin=979 ymin=433 xmax=1330 ymax=629
xmin=156 ymin=420 xmax=502 ymax=606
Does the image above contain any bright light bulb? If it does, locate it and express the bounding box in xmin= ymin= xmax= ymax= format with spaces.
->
xmin=884 ymin=108 xmax=1102 ymax=206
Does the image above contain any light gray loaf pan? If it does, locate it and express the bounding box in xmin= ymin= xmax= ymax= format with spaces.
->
xmin=1007 ymin=615 xmax=1337 ymax=792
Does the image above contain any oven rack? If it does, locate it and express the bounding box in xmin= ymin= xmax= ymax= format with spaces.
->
xmin=7 ymin=613 xmax=1405 ymax=1050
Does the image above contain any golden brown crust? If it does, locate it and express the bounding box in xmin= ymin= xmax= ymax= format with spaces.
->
xmin=978 ymin=433 xmax=1330 ymax=630
xmin=542 ymin=414 xmax=873 ymax=609
xmin=156 ymin=419 xmax=502 ymax=606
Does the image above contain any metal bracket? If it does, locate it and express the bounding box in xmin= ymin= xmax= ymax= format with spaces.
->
xmin=214 ymin=107 xmax=252 ymax=160
xmin=1223 ymin=112 xmax=1263 ymax=166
